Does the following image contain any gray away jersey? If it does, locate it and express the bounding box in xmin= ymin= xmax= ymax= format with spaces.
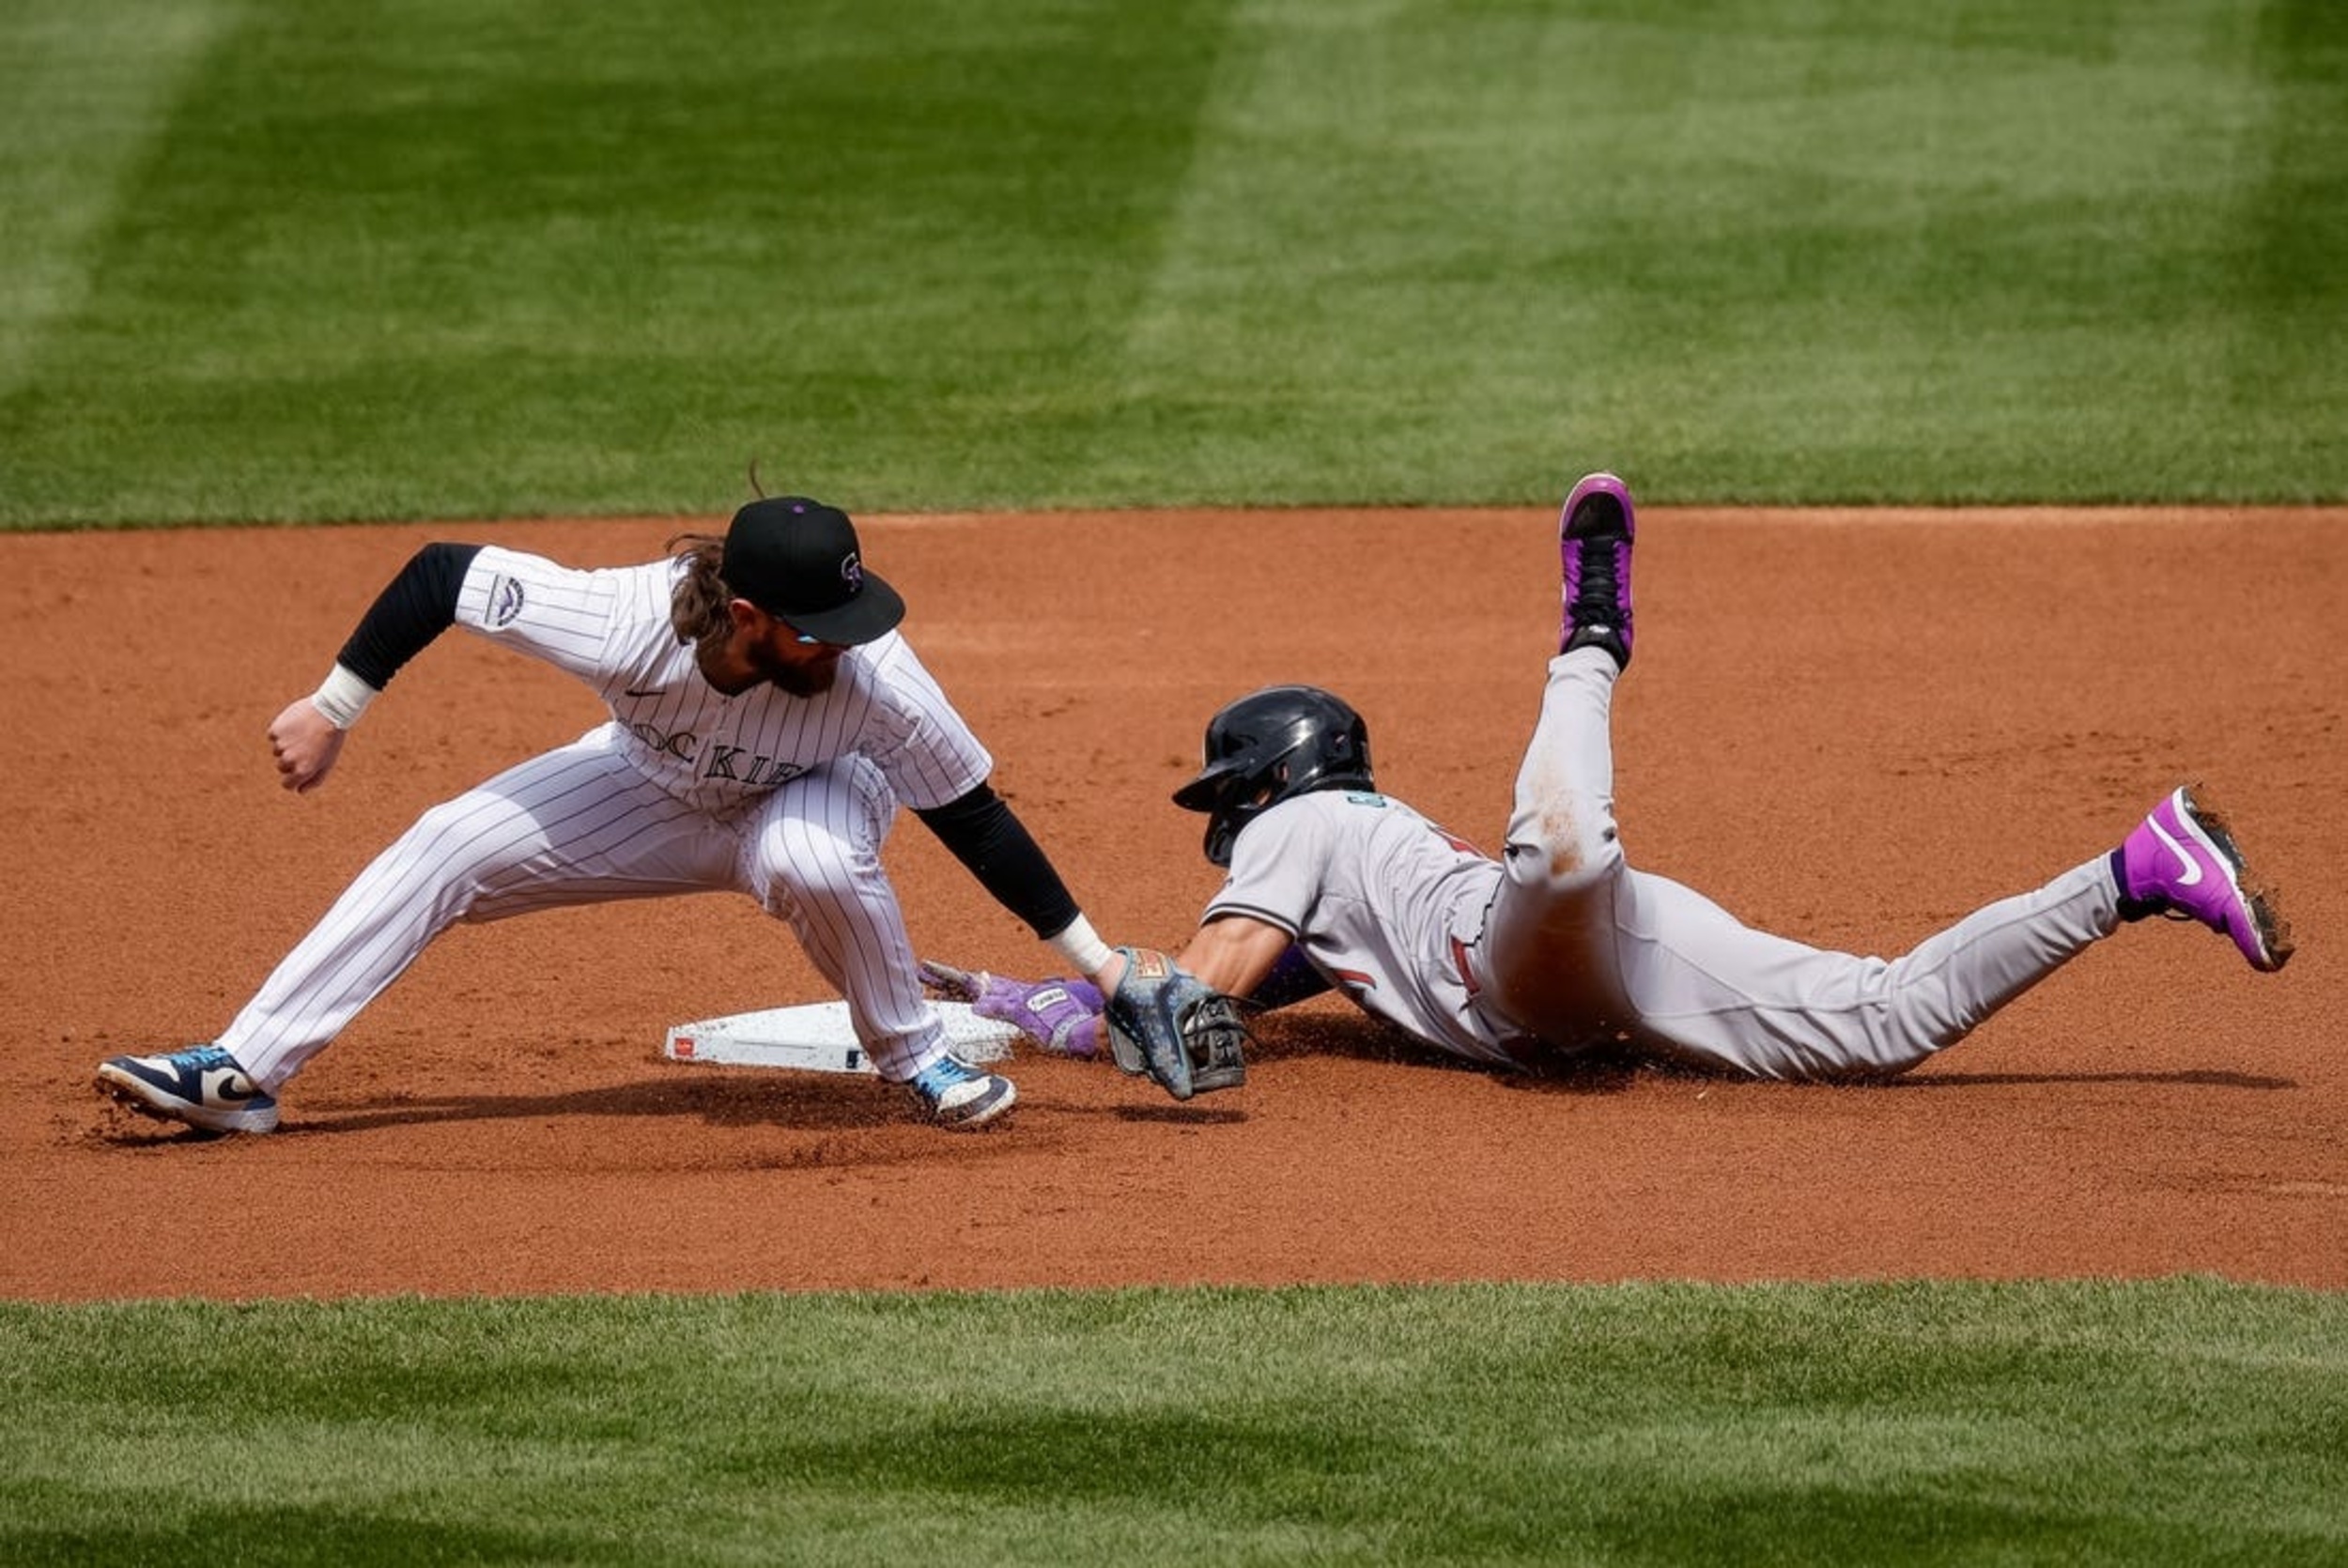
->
xmin=456 ymin=546 xmax=991 ymax=815
xmin=1203 ymin=791 xmax=1523 ymax=1066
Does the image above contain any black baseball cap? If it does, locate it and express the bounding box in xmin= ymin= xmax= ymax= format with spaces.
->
xmin=720 ymin=496 xmax=904 ymax=645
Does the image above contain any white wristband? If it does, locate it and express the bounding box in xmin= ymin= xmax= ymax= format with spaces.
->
xmin=1048 ymin=915 xmax=1115 ymax=977
xmin=310 ymin=664 xmax=380 ymax=730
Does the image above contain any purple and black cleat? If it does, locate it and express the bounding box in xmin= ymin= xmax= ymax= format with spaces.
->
xmin=2113 ymin=784 xmax=2294 ymax=973
xmin=1559 ymin=471 xmax=1636 ymax=669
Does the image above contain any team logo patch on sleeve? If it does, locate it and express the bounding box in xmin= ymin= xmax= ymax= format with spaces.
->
xmin=487 ymin=575 xmax=527 ymax=627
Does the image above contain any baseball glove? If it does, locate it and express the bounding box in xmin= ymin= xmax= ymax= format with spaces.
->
xmin=918 ymin=960 xmax=1106 ymax=1058
xmin=1102 ymin=946 xmax=1249 ymax=1100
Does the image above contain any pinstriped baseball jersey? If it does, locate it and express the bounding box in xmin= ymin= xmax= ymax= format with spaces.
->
xmin=210 ymin=543 xmax=1011 ymax=1092
xmin=1204 ymin=791 xmax=1522 ymax=1067
xmin=458 ymin=546 xmax=991 ymax=815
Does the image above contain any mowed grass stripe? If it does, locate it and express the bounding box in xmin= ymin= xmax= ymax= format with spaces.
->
xmin=1117 ymin=2 xmax=2344 ymax=505
xmin=0 ymin=1 xmax=1240 ymax=526
xmin=0 ymin=0 xmax=233 ymax=398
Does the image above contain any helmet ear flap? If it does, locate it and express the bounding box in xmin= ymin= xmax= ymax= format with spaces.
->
xmin=1199 ymin=758 xmax=1273 ymax=868
xmin=1203 ymin=813 xmax=1238 ymax=868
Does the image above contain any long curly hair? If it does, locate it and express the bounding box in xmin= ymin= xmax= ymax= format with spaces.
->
xmin=672 ymin=461 xmax=771 ymax=654
xmin=667 ymin=533 xmax=733 ymax=656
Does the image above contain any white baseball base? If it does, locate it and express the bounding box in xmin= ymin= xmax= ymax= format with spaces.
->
xmin=664 ymin=1001 xmax=1018 ymax=1075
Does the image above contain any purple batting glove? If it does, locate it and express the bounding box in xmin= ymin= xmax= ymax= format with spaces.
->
xmin=919 ymin=960 xmax=1107 ymax=1058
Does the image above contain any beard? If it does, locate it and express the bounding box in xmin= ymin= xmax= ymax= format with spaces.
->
xmin=746 ymin=645 xmax=841 ymax=697
xmin=768 ymin=663 xmax=838 ymax=697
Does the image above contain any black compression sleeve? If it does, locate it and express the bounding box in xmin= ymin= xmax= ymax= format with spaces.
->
xmin=913 ymin=783 xmax=1084 ymax=939
xmin=334 ymin=543 xmax=485 ymax=689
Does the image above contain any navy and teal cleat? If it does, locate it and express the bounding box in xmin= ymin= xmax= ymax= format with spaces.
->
xmin=96 ymin=1044 xmax=281 ymax=1134
xmin=907 ymin=1053 xmax=1016 ymax=1129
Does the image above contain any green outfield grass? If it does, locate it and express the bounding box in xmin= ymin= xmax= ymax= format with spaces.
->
xmin=4 ymin=1281 xmax=2343 ymax=1565
xmin=2 ymin=0 xmax=2342 ymax=525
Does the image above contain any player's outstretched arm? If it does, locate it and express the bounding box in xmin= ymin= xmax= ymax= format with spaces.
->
xmin=1174 ymin=913 xmax=1295 ymax=999
xmin=922 ymin=922 xmax=1273 ymax=1100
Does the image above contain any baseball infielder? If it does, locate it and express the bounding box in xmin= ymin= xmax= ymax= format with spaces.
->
xmin=929 ymin=471 xmax=2294 ymax=1081
xmin=98 ymin=495 xmax=1134 ymax=1133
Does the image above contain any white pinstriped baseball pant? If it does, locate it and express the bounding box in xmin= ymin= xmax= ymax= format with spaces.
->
xmin=220 ymin=729 xmax=950 ymax=1089
xmin=1474 ymin=649 xmax=2122 ymax=1080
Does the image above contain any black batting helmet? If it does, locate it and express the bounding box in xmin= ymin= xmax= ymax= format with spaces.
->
xmin=1172 ymin=684 xmax=1376 ymax=866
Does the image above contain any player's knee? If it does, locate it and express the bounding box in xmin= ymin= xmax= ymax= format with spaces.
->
xmin=752 ymin=840 xmax=885 ymax=917
xmin=1503 ymin=822 xmax=1621 ymax=898
xmin=1502 ymin=767 xmax=1623 ymax=898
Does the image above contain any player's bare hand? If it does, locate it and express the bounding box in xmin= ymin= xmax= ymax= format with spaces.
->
xmin=268 ymin=698 xmax=347 ymax=793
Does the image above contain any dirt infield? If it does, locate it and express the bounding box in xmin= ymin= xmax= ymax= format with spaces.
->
xmin=3 ymin=507 xmax=2339 ymax=1300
